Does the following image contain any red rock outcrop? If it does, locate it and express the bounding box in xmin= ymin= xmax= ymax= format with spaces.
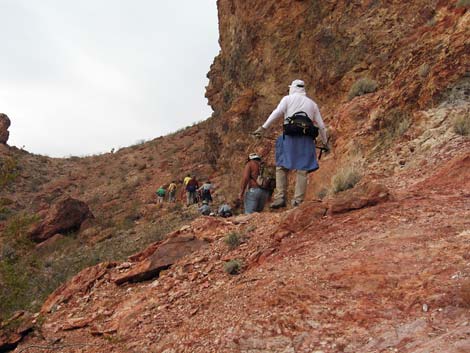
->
xmin=113 ymin=235 xmax=209 ymax=285
xmin=328 ymin=182 xmax=390 ymax=214
xmin=0 ymin=311 xmax=33 ymax=353
xmin=41 ymin=262 xmax=115 ymax=314
xmin=0 ymin=113 xmax=10 ymax=144
xmin=28 ymin=197 xmax=94 ymax=242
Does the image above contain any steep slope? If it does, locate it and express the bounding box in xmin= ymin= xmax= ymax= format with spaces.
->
xmin=0 ymin=121 xmax=225 ymax=319
xmin=12 ymin=149 xmax=470 ymax=353
xmin=1 ymin=0 xmax=470 ymax=352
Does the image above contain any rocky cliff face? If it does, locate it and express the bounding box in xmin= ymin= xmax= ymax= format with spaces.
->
xmin=1 ymin=1 xmax=470 ymax=352
xmin=0 ymin=114 xmax=10 ymax=145
xmin=206 ymin=0 xmax=469 ymax=197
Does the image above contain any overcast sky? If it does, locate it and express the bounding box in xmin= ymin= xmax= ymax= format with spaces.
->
xmin=0 ymin=0 xmax=220 ymax=157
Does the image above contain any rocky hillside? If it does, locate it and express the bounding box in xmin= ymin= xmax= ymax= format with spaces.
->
xmin=1 ymin=0 xmax=469 ymax=352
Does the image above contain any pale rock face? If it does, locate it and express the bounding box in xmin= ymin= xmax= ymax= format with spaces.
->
xmin=0 ymin=113 xmax=10 ymax=144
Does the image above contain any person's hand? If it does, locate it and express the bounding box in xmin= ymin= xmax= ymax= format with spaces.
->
xmin=252 ymin=126 xmax=265 ymax=138
xmin=321 ymin=141 xmax=331 ymax=154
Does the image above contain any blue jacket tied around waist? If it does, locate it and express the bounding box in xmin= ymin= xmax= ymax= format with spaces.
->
xmin=275 ymin=135 xmax=319 ymax=172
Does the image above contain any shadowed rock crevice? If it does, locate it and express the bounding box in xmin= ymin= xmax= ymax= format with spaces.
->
xmin=113 ymin=235 xmax=209 ymax=285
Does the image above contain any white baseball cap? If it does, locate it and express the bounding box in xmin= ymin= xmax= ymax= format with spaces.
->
xmin=249 ymin=153 xmax=261 ymax=160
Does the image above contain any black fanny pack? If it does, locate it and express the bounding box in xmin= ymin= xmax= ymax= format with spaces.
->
xmin=283 ymin=111 xmax=319 ymax=139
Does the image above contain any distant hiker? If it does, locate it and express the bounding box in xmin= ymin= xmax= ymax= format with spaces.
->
xmin=198 ymin=181 xmax=214 ymax=203
xmin=156 ymin=186 xmax=166 ymax=204
xmin=168 ymin=181 xmax=177 ymax=202
xmin=183 ymin=174 xmax=192 ymax=187
xmin=253 ymin=79 xmax=330 ymax=208
xmin=198 ymin=200 xmax=211 ymax=216
xmin=218 ymin=202 xmax=232 ymax=218
xmin=186 ymin=175 xmax=199 ymax=205
xmin=239 ymin=153 xmax=270 ymax=214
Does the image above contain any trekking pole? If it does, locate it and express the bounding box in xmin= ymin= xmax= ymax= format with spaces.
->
xmin=247 ymin=133 xmax=274 ymax=155
xmin=250 ymin=133 xmax=328 ymax=160
xmin=249 ymin=132 xmax=276 ymax=141
xmin=316 ymin=137 xmax=330 ymax=161
xmin=317 ymin=146 xmax=328 ymax=160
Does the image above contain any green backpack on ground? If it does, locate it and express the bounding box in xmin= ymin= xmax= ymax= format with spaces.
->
xmin=257 ymin=163 xmax=276 ymax=191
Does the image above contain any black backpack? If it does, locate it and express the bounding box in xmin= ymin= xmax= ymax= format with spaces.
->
xmin=283 ymin=111 xmax=319 ymax=139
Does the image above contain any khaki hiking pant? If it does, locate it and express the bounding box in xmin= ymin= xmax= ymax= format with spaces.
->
xmin=273 ymin=167 xmax=308 ymax=204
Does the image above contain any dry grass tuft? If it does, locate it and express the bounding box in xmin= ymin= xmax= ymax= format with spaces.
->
xmin=453 ymin=114 xmax=470 ymax=136
xmin=331 ymin=166 xmax=362 ymax=194
xmin=224 ymin=232 xmax=241 ymax=250
xmin=418 ymin=63 xmax=430 ymax=78
xmin=348 ymin=78 xmax=378 ymax=100
xmin=456 ymin=0 xmax=470 ymax=8
xmin=224 ymin=259 xmax=243 ymax=275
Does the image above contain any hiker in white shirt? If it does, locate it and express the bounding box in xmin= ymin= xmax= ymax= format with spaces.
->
xmin=253 ymin=79 xmax=330 ymax=208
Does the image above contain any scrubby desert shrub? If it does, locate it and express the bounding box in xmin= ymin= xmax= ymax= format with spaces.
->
xmin=0 ymin=260 xmax=31 ymax=319
xmin=348 ymin=78 xmax=378 ymax=100
xmin=0 ymin=157 xmax=19 ymax=189
xmin=456 ymin=0 xmax=470 ymax=8
xmin=224 ymin=259 xmax=243 ymax=275
xmin=0 ymin=207 xmax=13 ymax=221
xmin=453 ymin=114 xmax=470 ymax=136
xmin=3 ymin=213 xmax=39 ymax=242
xmin=331 ymin=166 xmax=362 ymax=194
xmin=224 ymin=232 xmax=241 ymax=250
xmin=373 ymin=109 xmax=412 ymax=152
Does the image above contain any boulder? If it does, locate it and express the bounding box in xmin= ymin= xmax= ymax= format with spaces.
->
xmin=0 ymin=311 xmax=34 ymax=352
xmin=29 ymin=197 xmax=94 ymax=242
xmin=279 ymin=201 xmax=328 ymax=234
xmin=113 ymin=235 xmax=209 ymax=285
xmin=41 ymin=262 xmax=115 ymax=314
xmin=0 ymin=113 xmax=10 ymax=144
xmin=329 ymin=183 xmax=390 ymax=214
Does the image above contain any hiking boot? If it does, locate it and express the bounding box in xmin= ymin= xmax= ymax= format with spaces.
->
xmin=291 ymin=200 xmax=301 ymax=208
xmin=270 ymin=199 xmax=286 ymax=209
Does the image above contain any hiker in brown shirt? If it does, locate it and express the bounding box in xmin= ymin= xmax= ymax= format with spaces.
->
xmin=238 ymin=153 xmax=270 ymax=214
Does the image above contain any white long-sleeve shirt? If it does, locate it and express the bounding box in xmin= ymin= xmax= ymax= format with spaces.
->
xmin=262 ymin=88 xmax=328 ymax=144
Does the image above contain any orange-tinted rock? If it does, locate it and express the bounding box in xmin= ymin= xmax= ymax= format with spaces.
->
xmin=29 ymin=197 xmax=94 ymax=243
xmin=114 ymin=235 xmax=209 ymax=285
xmin=279 ymin=201 xmax=327 ymax=233
xmin=62 ymin=317 xmax=94 ymax=331
xmin=329 ymin=183 xmax=390 ymax=214
xmin=417 ymin=154 xmax=470 ymax=191
xmin=0 ymin=311 xmax=34 ymax=352
xmin=41 ymin=262 xmax=115 ymax=314
xmin=0 ymin=332 xmax=21 ymax=352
